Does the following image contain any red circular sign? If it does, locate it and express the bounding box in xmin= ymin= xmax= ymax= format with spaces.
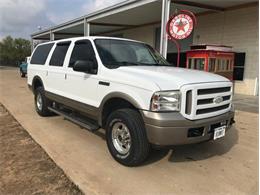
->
xmin=167 ymin=13 xmax=194 ymax=40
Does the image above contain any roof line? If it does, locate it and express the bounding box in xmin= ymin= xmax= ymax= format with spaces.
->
xmin=31 ymin=0 xmax=143 ymax=37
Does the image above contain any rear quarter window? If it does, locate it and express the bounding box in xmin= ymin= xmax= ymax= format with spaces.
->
xmin=30 ymin=43 xmax=54 ymax=65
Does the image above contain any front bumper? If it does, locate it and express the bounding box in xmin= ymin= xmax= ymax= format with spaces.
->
xmin=141 ymin=110 xmax=235 ymax=146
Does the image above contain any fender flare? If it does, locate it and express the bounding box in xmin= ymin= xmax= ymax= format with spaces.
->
xmin=32 ymin=76 xmax=44 ymax=93
xmin=98 ymin=92 xmax=142 ymax=125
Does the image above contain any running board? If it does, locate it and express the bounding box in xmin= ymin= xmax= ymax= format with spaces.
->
xmin=48 ymin=107 xmax=100 ymax=131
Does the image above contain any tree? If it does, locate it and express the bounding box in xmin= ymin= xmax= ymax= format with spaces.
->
xmin=0 ymin=36 xmax=31 ymax=66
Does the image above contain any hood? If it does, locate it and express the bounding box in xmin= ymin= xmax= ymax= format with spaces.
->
xmin=112 ymin=66 xmax=230 ymax=90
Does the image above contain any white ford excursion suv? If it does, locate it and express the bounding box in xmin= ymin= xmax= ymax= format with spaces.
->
xmin=28 ymin=37 xmax=235 ymax=166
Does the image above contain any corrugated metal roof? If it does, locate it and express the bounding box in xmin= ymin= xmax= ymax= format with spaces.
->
xmin=31 ymin=0 xmax=149 ymax=37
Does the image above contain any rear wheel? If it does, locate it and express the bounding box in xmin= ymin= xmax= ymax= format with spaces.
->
xmin=106 ymin=109 xmax=150 ymax=166
xmin=20 ymin=70 xmax=25 ymax=77
xmin=34 ymin=87 xmax=52 ymax=116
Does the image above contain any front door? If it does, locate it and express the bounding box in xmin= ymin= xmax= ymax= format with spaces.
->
xmin=64 ymin=39 xmax=99 ymax=118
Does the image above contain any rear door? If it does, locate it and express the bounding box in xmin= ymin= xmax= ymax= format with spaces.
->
xmin=64 ymin=39 xmax=99 ymax=109
xmin=45 ymin=41 xmax=71 ymax=96
xmin=28 ymin=43 xmax=54 ymax=86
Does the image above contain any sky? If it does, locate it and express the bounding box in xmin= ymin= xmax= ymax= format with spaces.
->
xmin=0 ymin=0 xmax=124 ymax=40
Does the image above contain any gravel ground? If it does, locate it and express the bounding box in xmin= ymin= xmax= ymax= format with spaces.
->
xmin=0 ymin=104 xmax=83 ymax=195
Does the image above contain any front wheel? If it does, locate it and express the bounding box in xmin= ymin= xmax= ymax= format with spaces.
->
xmin=106 ymin=109 xmax=150 ymax=166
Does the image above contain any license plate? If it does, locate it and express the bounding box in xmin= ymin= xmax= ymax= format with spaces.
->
xmin=213 ymin=126 xmax=226 ymax=140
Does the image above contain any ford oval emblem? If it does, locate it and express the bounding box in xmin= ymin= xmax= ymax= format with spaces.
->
xmin=213 ymin=96 xmax=223 ymax=104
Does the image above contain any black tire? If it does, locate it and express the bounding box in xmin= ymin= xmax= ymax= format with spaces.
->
xmin=34 ymin=87 xmax=52 ymax=116
xmin=106 ymin=109 xmax=150 ymax=166
xmin=20 ymin=70 xmax=25 ymax=77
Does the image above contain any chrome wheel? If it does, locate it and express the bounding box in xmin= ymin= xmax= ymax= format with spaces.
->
xmin=111 ymin=122 xmax=131 ymax=154
xmin=36 ymin=93 xmax=43 ymax=111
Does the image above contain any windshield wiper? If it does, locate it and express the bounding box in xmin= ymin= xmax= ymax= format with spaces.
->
xmin=105 ymin=61 xmax=140 ymax=66
xmin=118 ymin=62 xmax=173 ymax=66
xmin=105 ymin=61 xmax=140 ymax=69
xmin=137 ymin=62 xmax=173 ymax=66
xmin=105 ymin=61 xmax=173 ymax=68
xmin=117 ymin=61 xmax=141 ymax=66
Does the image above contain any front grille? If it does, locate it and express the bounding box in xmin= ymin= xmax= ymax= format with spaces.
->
xmin=197 ymin=87 xmax=231 ymax=95
xmin=181 ymin=83 xmax=232 ymax=120
xmin=197 ymin=95 xmax=231 ymax=105
xmin=185 ymin=90 xmax=192 ymax=114
xmin=197 ymin=98 xmax=212 ymax=105
xmin=196 ymin=104 xmax=230 ymax=115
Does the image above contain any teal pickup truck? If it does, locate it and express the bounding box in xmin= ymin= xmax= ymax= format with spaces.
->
xmin=19 ymin=57 xmax=30 ymax=77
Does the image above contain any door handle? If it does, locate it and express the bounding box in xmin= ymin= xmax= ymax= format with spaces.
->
xmin=99 ymin=81 xmax=110 ymax=86
xmin=46 ymin=70 xmax=48 ymax=76
xmin=65 ymin=73 xmax=67 ymax=80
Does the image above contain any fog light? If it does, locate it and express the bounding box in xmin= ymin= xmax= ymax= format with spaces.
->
xmin=188 ymin=127 xmax=204 ymax=137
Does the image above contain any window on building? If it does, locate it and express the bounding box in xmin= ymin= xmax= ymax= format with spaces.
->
xmin=188 ymin=58 xmax=194 ymax=69
xmin=187 ymin=58 xmax=205 ymax=70
xmin=30 ymin=43 xmax=54 ymax=65
xmin=216 ymin=58 xmax=230 ymax=72
xmin=230 ymin=59 xmax=233 ymax=71
xmin=216 ymin=59 xmax=221 ymax=72
xmin=226 ymin=59 xmax=230 ymax=71
xmin=49 ymin=41 xmax=71 ymax=67
xmin=208 ymin=58 xmax=216 ymax=72
xmin=233 ymin=52 xmax=246 ymax=81
xmin=221 ymin=59 xmax=226 ymax=71
xmin=69 ymin=40 xmax=96 ymax=67
xmin=194 ymin=58 xmax=205 ymax=70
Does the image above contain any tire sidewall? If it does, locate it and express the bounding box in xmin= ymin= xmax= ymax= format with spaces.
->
xmin=35 ymin=88 xmax=43 ymax=114
xmin=34 ymin=87 xmax=51 ymax=116
xmin=106 ymin=111 xmax=141 ymax=165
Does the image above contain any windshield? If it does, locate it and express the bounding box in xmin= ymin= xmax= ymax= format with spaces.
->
xmin=94 ymin=39 xmax=171 ymax=68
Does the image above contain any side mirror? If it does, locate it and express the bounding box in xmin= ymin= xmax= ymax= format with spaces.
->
xmin=73 ymin=60 xmax=97 ymax=74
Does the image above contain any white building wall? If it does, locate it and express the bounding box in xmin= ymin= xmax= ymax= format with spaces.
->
xmin=108 ymin=24 xmax=158 ymax=47
xmin=193 ymin=6 xmax=259 ymax=95
xmin=105 ymin=5 xmax=258 ymax=95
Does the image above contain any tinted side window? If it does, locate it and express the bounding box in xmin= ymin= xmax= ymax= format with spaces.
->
xmin=49 ymin=42 xmax=71 ymax=67
xmin=30 ymin=43 xmax=54 ymax=65
xmin=69 ymin=40 xmax=96 ymax=67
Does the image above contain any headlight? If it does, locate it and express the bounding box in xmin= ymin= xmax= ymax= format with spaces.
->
xmin=150 ymin=91 xmax=181 ymax=112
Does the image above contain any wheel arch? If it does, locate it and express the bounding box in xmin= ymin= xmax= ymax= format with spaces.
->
xmin=32 ymin=76 xmax=44 ymax=94
xmin=98 ymin=92 xmax=143 ymax=127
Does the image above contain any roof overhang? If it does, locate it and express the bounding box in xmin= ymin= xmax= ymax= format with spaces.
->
xmin=31 ymin=0 xmax=258 ymax=40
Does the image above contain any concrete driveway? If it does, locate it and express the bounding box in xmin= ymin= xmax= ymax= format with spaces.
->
xmin=0 ymin=68 xmax=258 ymax=195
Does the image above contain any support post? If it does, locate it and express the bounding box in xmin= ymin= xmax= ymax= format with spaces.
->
xmin=50 ymin=31 xmax=55 ymax=41
xmin=84 ymin=18 xmax=90 ymax=36
xmin=160 ymin=0 xmax=171 ymax=58
xmin=31 ymin=38 xmax=34 ymax=53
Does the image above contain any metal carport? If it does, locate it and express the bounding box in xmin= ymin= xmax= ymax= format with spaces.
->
xmin=31 ymin=0 xmax=257 ymax=58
